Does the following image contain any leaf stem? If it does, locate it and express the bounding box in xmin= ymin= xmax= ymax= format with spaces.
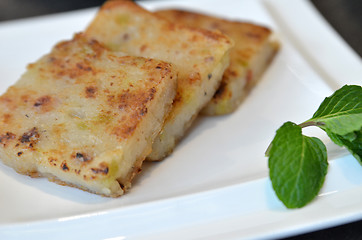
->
xmin=299 ymin=121 xmax=325 ymax=128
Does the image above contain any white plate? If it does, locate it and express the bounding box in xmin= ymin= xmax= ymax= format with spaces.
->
xmin=0 ymin=0 xmax=361 ymax=239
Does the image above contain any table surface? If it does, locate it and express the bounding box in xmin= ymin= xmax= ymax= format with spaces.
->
xmin=0 ymin=0 xmax=361 ymax=239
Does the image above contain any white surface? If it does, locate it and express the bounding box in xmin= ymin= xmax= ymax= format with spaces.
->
xmin=0 ymin=0 xmax=361 ymax=239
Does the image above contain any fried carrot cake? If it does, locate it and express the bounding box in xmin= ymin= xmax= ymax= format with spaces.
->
xmin=0 ymin=34 xmax=177 ymax=196
xmin=156 ymin=9 xmax=279 ymax=115
xmin=85 ymin=1 xmax=233 ymax=160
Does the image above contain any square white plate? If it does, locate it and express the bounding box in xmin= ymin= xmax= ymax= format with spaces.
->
xmin=0 ymin=0 xmax=361 ymax=239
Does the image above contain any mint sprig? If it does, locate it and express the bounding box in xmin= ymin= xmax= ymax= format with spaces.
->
xmin=267 ymin=85 xmax=362 ymax=208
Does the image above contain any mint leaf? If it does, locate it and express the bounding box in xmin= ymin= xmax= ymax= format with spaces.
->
xmin=326 ymin=129 xmax=362 ymax=164
xmin=267 ymin=85 xmax=361 ymax=209
xmin=268 ymin=122 xmax=328 ymax=208
xmin=307 ymin=85 xmax=362 ymax=136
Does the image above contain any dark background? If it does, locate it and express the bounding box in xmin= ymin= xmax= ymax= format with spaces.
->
xmin=0 ymin=0 xmax=361 ymax=239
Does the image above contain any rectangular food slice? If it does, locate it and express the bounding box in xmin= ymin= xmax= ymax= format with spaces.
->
xmin=84 ymin=1 xmax=233 ymax=161
xmin=156 ymin=9 xmax=280 ymax=115
xmin=0 ymin=34 xmax=177 ymax=197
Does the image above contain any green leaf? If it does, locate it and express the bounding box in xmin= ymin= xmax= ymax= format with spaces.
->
xmin=268 ymin=122 xmax=328 ymax=208
xmin=307 ymin=85 xmax=362 ymax=136
xmin=326 ymin=129 xmax=362 ymax=164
